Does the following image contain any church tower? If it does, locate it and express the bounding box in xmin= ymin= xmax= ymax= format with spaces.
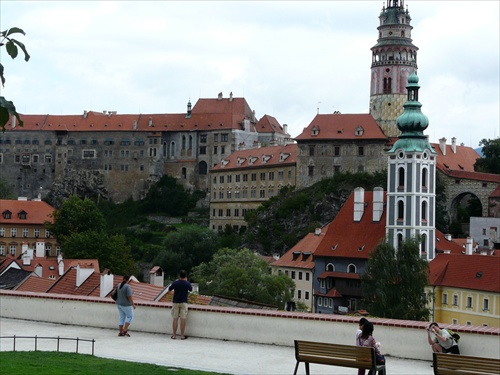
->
xmin=386 ymin=70 xmax=437 ymax=261
xmin=370 ymin=0 xmax=418 ymax=137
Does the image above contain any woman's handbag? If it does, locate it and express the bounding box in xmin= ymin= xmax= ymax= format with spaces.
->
xmin=111 ymin=288 xmax=118 ymax=301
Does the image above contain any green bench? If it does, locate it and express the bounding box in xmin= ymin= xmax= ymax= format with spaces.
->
xmin=294 ymin=340 xmax=386 ymax=375
xmin=433 ymin=352 xmax=500 ymax=375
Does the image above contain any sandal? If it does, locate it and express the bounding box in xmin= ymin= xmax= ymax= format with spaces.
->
xmin=118 ymin=332 xmax=125 ymax=336
xmin=124 ymin=331 xmax=130 ymax=337
xmin=171 ymin=335 xmax=176 ymax=339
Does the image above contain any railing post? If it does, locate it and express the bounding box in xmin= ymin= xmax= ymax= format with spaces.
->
xmin=57 ymin=336 xmax=60 ymax=352
xmin=76 ymin=337 xmax=79 ymax=353
xmin=13 ymin=334 xmax=16 ymax=352
xmin=35 ymin=335 xmax=37 ymax=351
xmin=92 ymin=339 xmax=95 ymax=356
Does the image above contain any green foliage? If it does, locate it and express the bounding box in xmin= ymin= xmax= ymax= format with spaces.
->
xmin=0 ymin=351 xmax=225 ymax=375
xmin=154 ymin=225 xmax=219 ymax=278
xmin=1 ymin=27 xmax=30 ymax=131
xmin=47 ymin=196 xmax=136 ymax=274
xmin=434 ymin=173 xmax=449 ymax=234
xmin=361 ymin=238 xmax=430 ymax=321
xmin=191 ymin=248 xmax=294 ymax=309
xmin=474 ymin=138 xmax=500 ymax=174
xmin=142 ymin=175 xmax=203 ymax=215
xmin=46 ymin=196 xmax=107 ymax=244
xmin=0 ymin=176 xmax=15 ymax=199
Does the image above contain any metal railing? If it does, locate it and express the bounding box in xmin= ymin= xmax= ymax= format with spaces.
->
xmin=0 ymin=335 xmax=95 ymax=355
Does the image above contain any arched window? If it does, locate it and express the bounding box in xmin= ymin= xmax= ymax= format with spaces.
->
xmin=383 ymin=77 xmax=392 ymax=94
xmin=422 ymin=168 xmax=428 ymax=190
xmin=326 ymin=263 xmax=335 ymax=272
xmin=421 ymin=201 xmax=427 ymax=222
xmin=170 ymin=141 xmax=176 ymax=158
xmin=347 ymin=264 xmax=356 ymax=273
xmin=398 ymin=167 xmax=405 ymax=189
xmin=163 ymin=142 xmax=167 ymax=157
xmin=397 ymin=233 xmax=404 ymax=249
xmin=189 ymin=135 xmax=193 ymax=149
xmin=181 ymin=167 xmax=187 ymax=179
xmin=182 ymin=136 xmax=186 ymax=150
xmin=198 ymin=161 xmax=208 ymax=175
xmin=421 ymin=234 xmax=427 ymax=255
xmin=398 ymin=200 xmax=404 ymax=221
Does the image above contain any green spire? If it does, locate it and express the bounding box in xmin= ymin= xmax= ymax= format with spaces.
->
xmin=388 ymin=68 xmax=436 ymax=153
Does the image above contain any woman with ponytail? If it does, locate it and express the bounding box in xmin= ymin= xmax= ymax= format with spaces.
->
xmin=115 ymin=274 xmax=136 ymax=337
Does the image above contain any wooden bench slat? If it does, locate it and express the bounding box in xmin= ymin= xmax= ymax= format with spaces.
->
xmin=433 ymin=353 xmax=500 ymax=375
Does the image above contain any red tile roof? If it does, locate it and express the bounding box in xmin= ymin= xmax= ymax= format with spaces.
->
xmin=313 ymin=191 xmax=387 ymax=259
xmin=435 ymin=232 xmax=466 ymax=254
xmin=318 ymin=271 xmax=360 ymax=280
xmin=315 ymin=288 xmax=343 ymax=298
xmin=0 ymin=199 xmax=55 ymax=225
xmin=429 ymin=253 xmax=500 ymax=293
xmin=47 ymin=267 xmax=100 ymax=296
xmin=210 ymin=143 xmax=297 ymax=172
xmin=256 ymin=115 xmax=288 ymax=135
xmin=295 ymin=114 xmax=388 ymax=141
xmin=272 ymin=224 xmax=329 ymax=269
xmin=16 ymin=274 xmax=56 ymax=293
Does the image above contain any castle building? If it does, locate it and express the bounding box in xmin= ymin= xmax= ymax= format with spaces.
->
xmin=385 ymin=70 xmax=437 ymax=260
xmin=0 ymin=94 xmax=289 ymax=203
xmin=369 ymin=0 xmax=418 ymax=137
xmin=209 ymin=144 xmax=297 ymax=232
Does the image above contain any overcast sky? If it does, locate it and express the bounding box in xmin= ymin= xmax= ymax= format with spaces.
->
xmin=1 ymin=1 xmax=499 ymax=148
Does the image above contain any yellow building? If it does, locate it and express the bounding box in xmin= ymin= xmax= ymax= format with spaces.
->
xmin=209 ymin=144 xmax=297 ymax=232
xmin=427 ymin=253 xmax=500 ymax=328
xmin=0 ymin=199 xmax=59 ymax=258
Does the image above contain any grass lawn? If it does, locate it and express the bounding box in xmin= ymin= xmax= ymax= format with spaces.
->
xmin=0 ymin=351 xmax=229 ymax=375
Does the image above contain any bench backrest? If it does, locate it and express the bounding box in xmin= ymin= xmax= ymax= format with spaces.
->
xmin=433 ymin=352 xmax=500 ymax=375
xmin=294 ymin=340 xmax=377 ymax=370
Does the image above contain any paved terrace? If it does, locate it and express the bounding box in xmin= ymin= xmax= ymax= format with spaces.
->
xmin=1 ymin=291 xmax=499 ymax=374
xmin=1 ymin=317 xmax=432 ymax=375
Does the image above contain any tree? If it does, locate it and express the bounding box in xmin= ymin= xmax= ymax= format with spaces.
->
xmin=154 ymin=225 xmax=220 ymax=278
xmin=46 ymin=196 xmax=107 ymax=243
xmin=474 ymin=138 xmax=500 ymax=174
xmin=1 ymin=27 xmax=30 ymax=131
xmin=361 ymin=238 xmax=430 ymax=321
xmin=46 ymin=195 xmax=136 ymax=275
xmin=191 ymin=248 xmax=295 ymax=309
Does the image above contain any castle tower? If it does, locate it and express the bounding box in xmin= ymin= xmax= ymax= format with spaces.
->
xmin=386 ymin=70 xmax=437 ymax=261
xmin=370 ymin=0 xmax=418 ymax=137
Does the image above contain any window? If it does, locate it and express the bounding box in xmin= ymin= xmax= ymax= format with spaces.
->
xmin=269 ymin=172 xmax=274 ymax=180
xmin=200 ymin=134 xmax=207 ymax=143
xmin=320 ymin=279 xmax=325 ymax=288
xmin=22 ymin=228 xmax=28 ymax=237
xmin=234 ymin=209 xmax=239 ymax=217
xmin=251 ymin=173 xmax=257 ymax=181
xmin=318 ymin=297 xmax=323 ymax=306
xmin=278 ymin=171 xmax=284 ymax=180
xmin=10 ymin=245 xmax=16 ymax=255
xmin=305 ymin=273 xmax=310 ymax=281
xmin=358 ymin=146 xmax=364 ymax=156
xmin=221 ymin=134 xmax=228 ymax=142
xmin=243 ymin=174 xmax=248 ymax=182
xmin=259 ymin=189 xmax=265 ymax=198
xmin=398 ymin=167 xmax=405 ymax=188
xmin=34 ymin=228 xmax=40 ymax=238
xmin=219 ymin=176 xmax=224 ymax=183
xmin=250 ymin=189 xmax=256 ymax=198
xmin=213 ymin=146 xmax=218 ymax=154
xmin=242 ymin=190 xmax=248 ymax=198
xmin=442 ymin=293 xmax=448 ymax=305
xmin=297 ymin=290 xmax=302 ymax=299
xmin=466 ymin=296 xmax=472 ymax=308
xmin=260 ymin=172 xmax=266 ymax=181
xmin=45 ymin=229 xmax=51 ymax=238
xmin=398 ymin=200 xmax=404 ymax=221
xmin=82 ymin=150 xmax=96 ymax=159
xmin=218 ymin=209 xmax=223 ymax=217
xmin=227 ymin=191 xmax=231 ymax=199
xmin=452 ymin=295 xmax=458 ymax=306
xmin=235 ymin=191 xmax=240 ymax=199
xmin=483 ymin=298 xmax=489 ymax=311
xmin=213 ymin=134 xmax=218 ymax=142
xmin=0 ymin=245 xmax=4 ymax=256
xmin=0 ymin=227 xmax=4 ymax=237
xmin=298 ymin=272 xmax=303 ymax=280
xmin=308 ymin=166 xmax=314 ymax=177
xmin=227 ymin=175 xmax=232 ymax=183
xmin=219 ymin=192 xmax=224 ymax=199
xmin=199 ymin=146 xmax=206 ymax=155
xmin=235 ymin=175 xmax=240 ymax=183
xmin=309 ymin=146 xmax=315 ymax=156
xmin=291 ymin=271 xmax=296 ymax=279
xmin=348 ymin=264 xmax=356 ymax=273
xmin=334 ymin=146 xmax=340 ymax=156
xmin=242 ymin=208 xmax=247 ymax=216
xmin=226 ymin=209 xmax=231 ymax=217
xmin=305 ymin=291 xmax=309 ymax=300
xmin=11 ymin=228 xmax=17 ymax=237
xmin=452 ymin=319 xmax=458 ymax=325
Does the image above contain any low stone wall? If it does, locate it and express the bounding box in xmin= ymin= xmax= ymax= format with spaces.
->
xmin=1 ymin=291 xmax=499 ymax=361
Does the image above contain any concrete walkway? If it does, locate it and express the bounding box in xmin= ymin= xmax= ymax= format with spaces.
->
xmin=0 ymin=317 xmax=434 ymax=374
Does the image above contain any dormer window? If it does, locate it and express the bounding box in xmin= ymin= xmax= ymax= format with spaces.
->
xmin=280 ymin=153 xmax=290 ymax=162
xmin=311 ymin=126 xmax=319 ymax=136
xmin=248 ymin=156 xmax=258 ymax=165
xmin=18 ymin=211 xmax=27 ymax=220
xmin=237 ymin=157 xmax=246 ymax=166
xmin=220 ymin=160 xmax=229 ymax=168
xmin=2 ymin=211 xmax=12 ymax=219
xmin=355 ymin=126 xmax=364 ymax=136
xmin=262 ymin=155 xmax=271 ymax=164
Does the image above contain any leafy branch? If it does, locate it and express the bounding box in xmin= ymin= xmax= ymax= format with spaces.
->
xmin=0 ymin=27 xmax=30 ymax=131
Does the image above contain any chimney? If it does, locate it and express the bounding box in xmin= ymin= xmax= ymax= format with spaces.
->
xmin=354 ymin=187 xmax=365 ymax=222
xmin=100 ymin=270 xmax=114 ymax=298
xmin=229 ymin=92 xmax=233 ymax=102
xmin=465 ymin=237 xmax=473 ymax=255
xmin=283 ymin=123 xmax=288 ymax=135
xmin=445 ymin=234 xmax=452 ymax=241
xmin=148 ymin=117 xmax=153 ymax=127
xmin=58 ymin=256 xmax=64 ymax=276
xmin=149 ymin=266 xmax=165 ymax=287
xmin=133 ymin=120 xmax=138 ymax=130
xmin=439 ymin=137 xmax=446 ymax=155
xmin=35 ymin=241 xmax=45 ymax=258
xmin=314 ymin=228 xmax=321 ymax=235
xmin=218 ymin=92 xmax=223 ymax=100
xmin=22 ymin=254 xmax=31 ymax=266
xmin=75 ymin=264 xmax=94 ymax=287
xmin=83 ymin=110 xmax=88 ymax=118
xmin=12 ymin=116 xmax=16 ymax=128
xmin=372 ymin=187 xmax=384 ymax=222
xmin=451 ymin=137 xmax=457 ymax=153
